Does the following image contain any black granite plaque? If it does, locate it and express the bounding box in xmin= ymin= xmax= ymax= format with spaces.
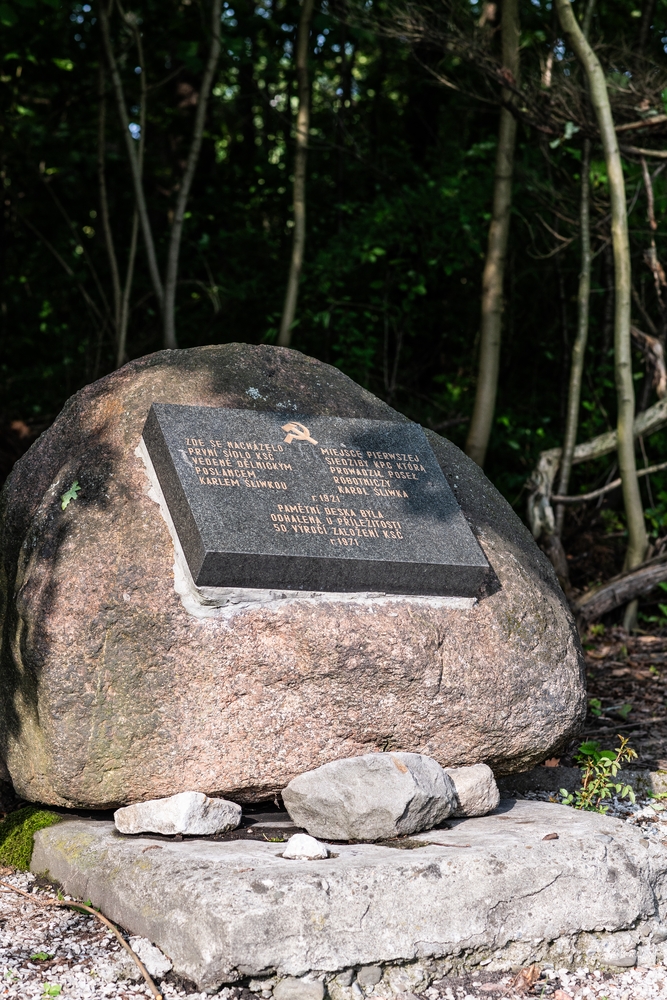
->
xmin=142 ymin=404 xmax=489 ymax=596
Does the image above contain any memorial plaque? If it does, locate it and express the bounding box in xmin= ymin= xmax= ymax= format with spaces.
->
xmin=142 ymin=404 xmax=489 ymax=596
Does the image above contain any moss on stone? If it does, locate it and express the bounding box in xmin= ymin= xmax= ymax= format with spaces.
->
xmin=0 ymin=806 xmax=61 ymax=871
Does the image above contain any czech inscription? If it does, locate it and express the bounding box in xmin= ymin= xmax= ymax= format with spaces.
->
xmin=142 ymin=404 xmax=489 ymax=596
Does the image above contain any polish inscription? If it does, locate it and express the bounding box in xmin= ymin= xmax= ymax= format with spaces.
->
xmin=142 ymin=404 xmax=489 ymax=596
xmin=179 ymin=430 xmax=431 ymax=553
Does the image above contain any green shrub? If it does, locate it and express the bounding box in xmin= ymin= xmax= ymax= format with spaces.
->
xmin=0 ymin=806 xmax=61 ymax=871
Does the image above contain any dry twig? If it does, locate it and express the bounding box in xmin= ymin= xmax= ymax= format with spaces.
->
xmin=0 ymin=879 xmax=162 ymax=999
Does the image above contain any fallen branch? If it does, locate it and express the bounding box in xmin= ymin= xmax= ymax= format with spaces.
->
xmin=552 ymin=459 xmax=667 ymax=504
xmin=0 ymin=880 xmax=161 ymax=999
xmin=616 ymin=114 xmax=667 ymax=133
xmin=527 ymin=394 xmax=667 ymax=539
xmin=621 ymin=145 xmax=667 ymax=160
xmin=574 ymin=553 xmax=667 ymax=623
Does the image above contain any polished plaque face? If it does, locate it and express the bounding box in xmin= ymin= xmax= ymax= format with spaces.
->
xmin=142 ymin=403 xmax=489 ymax=596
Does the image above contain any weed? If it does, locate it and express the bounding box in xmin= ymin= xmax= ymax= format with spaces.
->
xmin=31 ymin=953 xmax=51 ymax=962
xmin=0 ymin=806 xmax=61 ymax=870
xmin=561 ymin=736 xmax=637 ymax=813
xmin=42 ymin=986 xmax=62 ymax=997
xmin=588 ymin=697 xmax=603 ymax=717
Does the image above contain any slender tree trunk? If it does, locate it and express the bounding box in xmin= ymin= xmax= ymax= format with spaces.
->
xmin=555 ymin=139 xmax=592 ymax=538
xmin=163 ymin=0 xmax=222 ymax=350
xmin=556 ymin=0 xmax=648 ymax=629
xmin=277 ymin=0 xmax=315 ymax=348
xmin=116 ymin=55 xmax=145 ymax=369
xmin=465 ymin=0 xmax=519 ymax=467
xmin=116 ymin=212 xmax=139 ymax=368
xmin=99 ymin=2 xmax=164 ymax=314
xmin=97 ymin=64 xmax=121 ymax=341
xmin=639 ymin=0 xmax=656 ymax=51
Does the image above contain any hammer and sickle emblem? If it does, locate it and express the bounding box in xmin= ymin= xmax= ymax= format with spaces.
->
xmin=281 ymin=421 xmax=318 ymax=445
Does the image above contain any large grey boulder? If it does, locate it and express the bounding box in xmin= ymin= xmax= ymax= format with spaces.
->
xmin=0 ymin=344 xmax=585 ymax=808
xmin=445 ymin=763 xmax=500 ymax=817
xmin=114 ymin=791 xmax=241 ymax=836
xmin=282 ymin=752 xmax=456 ymax=841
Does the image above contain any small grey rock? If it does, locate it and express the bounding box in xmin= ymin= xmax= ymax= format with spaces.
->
xmin=444 ymin=763 xmax=500 ymax=817
xmin=274 ymin=979 xmax=325 ymax=1000
xmin=357 ymin=966 xmax=383 ymax=987
xmin=114 ymin=791 xmax=241 ymax=836
xmin=335 ymin=971 xmax=355 ymax=987
xmin=283 ymin=752 xmax=456 ymax=841
xmin=129 ymin=936 xmax=172 ymax=977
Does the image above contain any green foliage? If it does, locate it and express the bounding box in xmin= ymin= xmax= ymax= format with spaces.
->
xmin=0 ymin=806 xmax=61 ymax=871
xmin=60 ymin=480 xmax=80 ymax=510
xmin=0 ymin=0 xmax=666 ymax=523
xmin=42 ymin=986 xmax=62 ymax=997
xmin=561 ymin=736 xmax=638 ymax=813
xmin=588 ymin=698 xmax=603 ymax=717
xmin=31 ymin=952 xmax=52 ymax=961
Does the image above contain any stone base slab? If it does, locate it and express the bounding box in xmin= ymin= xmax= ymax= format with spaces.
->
xmin=31 ymin=800 xmax=667 ymax=992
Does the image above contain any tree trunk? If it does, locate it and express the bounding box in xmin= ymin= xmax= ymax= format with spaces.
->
xmin=555 ymin=139 xmax=592 ymax=538
xmin=97 ymin=64 xmax=121 ymax=344
xmin=115 ymin=23 xmax=146 ymax=370
xmin=555 ymin=0 xmax=648 ymax=628
xmin=639 ymin=0 xmax=656 ymax=52
xmin=465 ymin=0 xmax=519 ymax=467
xmin=99 ymin=3 xmax=164 ymax=315
xmin=277 ymin=0 xmax=315 ymax=348
xmin=163 ymin=0 xmax=222 ymax=351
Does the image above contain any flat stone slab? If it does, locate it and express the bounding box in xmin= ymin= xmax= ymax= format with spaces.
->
xmin=32 ymin=800 xmax=667 ymax=992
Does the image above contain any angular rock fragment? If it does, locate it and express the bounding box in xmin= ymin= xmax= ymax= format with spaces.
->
xmin=129 ymin=936 xmax=173 ymax=977
xmin=282 ymin=752 xmax=456 ymax=841
xmin=445 ymin=763 xmax=500 ymax=817
xmin=114 ymin=791 xmax=241 ymax=836
xmin=273 ymin=980 xmax=325 ymax=1000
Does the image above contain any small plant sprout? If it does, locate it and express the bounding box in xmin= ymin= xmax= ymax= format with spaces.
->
xmin=588 ymin=698 xmax=603 ymax=718
xmin=561 ymin=736 xmax=638 ymax=813
xmin=60 ymin=480 xmax=81 ymax=510
xmin=30 ymin=952 xmax=51 ymax=961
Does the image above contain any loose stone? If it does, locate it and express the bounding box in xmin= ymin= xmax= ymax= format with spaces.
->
xmin=281 ymin=833 xmax=329 ymax=860
xmin=444 ymin=764 xmax=500 ymax=818
xmin=273 ymin=979 xmax=325 ymax=1000
xmin=114 ymin=791 xmax=241 ymax=836
xmin=282 ymin=752 xmax=456 ymax=840
xmin=356 ymin=966 xmax=383 ymax=987
xmin=128 ymin=935 xmax=173 ymax=977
